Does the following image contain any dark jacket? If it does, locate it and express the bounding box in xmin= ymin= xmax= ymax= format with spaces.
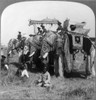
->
xmin=17 ymin=34 xmax=22 ymax=40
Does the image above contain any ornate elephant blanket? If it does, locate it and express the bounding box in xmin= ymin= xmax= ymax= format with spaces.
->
xmin=65 ymin=33 xmax=92 ymax=72
xmin=41 ymin=31 xmax=57 ymax=55
xmin=28 ymin=35 xmax=42 ymax=54
xmin=44 ymin=31 xmax=57 ymax=46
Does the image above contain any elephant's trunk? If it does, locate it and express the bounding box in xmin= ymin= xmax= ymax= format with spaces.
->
xmin=58 ymin=54 xmax=64 ymax=77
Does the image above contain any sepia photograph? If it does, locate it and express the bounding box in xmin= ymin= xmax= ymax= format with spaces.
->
xmin=0 ymin=0 xmax=96 ymax=100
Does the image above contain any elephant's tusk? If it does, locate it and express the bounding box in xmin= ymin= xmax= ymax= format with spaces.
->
xmin=9 ymin=51 xmax=12 ymax=54
xmin=43 ymin=52 xmax=48 ymax=58
xmin=29 ymin=52 xmax=35 ymax=57
xmin=5 ymin=64 xmax=9 ymax=70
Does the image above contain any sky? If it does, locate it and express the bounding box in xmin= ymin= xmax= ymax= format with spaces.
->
xmin=1 ymin=1 xmax=95 ymax=46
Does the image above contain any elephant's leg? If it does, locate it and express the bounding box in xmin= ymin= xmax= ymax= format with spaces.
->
xmin=58 ymin=54 xmax=64 ymax=77
xmin=86 ymin=56 xmax=91 ymax=76
xmin=86 ymin=59 xmax=95 ymax=79
xmin=91 ymin=64 xmax=96 ymax=77
xmin=90 ymin=49 xmax=96 ymax=77
xmin=54 ymin=55 xmax=59 ymax=77
xmin=88 ymin=59 xmax=95 ymax=78
xmin=64 ymin=54 xmax=72 ymax=73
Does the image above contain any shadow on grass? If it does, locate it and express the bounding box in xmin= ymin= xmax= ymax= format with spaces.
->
xmin=9 ymin=62 xmax=88 ymax=79
xmin=64 ymin=71 xmax=87 ymax=79
xmin=9 ymin=62 xmax=42 ymax=73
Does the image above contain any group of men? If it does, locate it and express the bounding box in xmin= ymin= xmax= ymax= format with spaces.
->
xmin=17 ymin=19 xmax=64 ymax=40
xmin=1 ymin=45 xmax=51 ymax=87
xmin=17 ymin=44 xmax=51 ymax=87
xmin=37 ymin=20 xmax=64 ymax=36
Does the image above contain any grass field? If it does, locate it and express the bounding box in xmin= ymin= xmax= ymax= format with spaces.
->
xmin=0 ymin=49 xmax=95 ymax=100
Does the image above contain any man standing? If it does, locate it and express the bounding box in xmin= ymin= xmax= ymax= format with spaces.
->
xmin=56 ymin=21 xmax=63 ymax=32
xmin=17 ymin=31 xmax=22 ymax=41
xmin=37 ymin=27 xmax=42 ymax=35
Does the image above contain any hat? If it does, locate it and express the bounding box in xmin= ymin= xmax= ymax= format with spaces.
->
xmin=37 ymin=27 xmax=41 ymax=30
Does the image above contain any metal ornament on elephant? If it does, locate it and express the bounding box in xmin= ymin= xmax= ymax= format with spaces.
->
xmin=41 ymin=41 xmax=51 ymax=57
xmin=72 ymin=34 xmax=83 ymax=49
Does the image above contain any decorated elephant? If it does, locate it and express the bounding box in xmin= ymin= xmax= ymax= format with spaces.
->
xmin=7 ymin=38 xmax=18 ymax=56
xmin=40 ymin=30 xmax=65 ymax=77
xmin=18 ymin=34 xmax=43 ymax=71
xmin=7 ymin=37 xmax=27 ymax=63
xmin=7 ymin=37 xmax=27 ymax=56
xmin=64 ymin=23 xmax=96 ymax=78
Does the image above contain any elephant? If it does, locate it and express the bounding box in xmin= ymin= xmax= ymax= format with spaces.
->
xmin=7 ymin=38 xmax=18 ymax=56
xmin=7 ymin=37 xmax=26 ymax=63
xmin=64 ymin=32 xmax=96 ymax=78
xmin=40 ymin=31 xmax=65 ymax=77
xmin=7 ymin=37 xmax=26 ymax=56
xmin=18 ymin=34 xmax=43 ymax=72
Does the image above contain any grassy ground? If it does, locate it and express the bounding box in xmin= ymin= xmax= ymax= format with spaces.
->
xmin=0 ymin=49 xmax=95 ymax=100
